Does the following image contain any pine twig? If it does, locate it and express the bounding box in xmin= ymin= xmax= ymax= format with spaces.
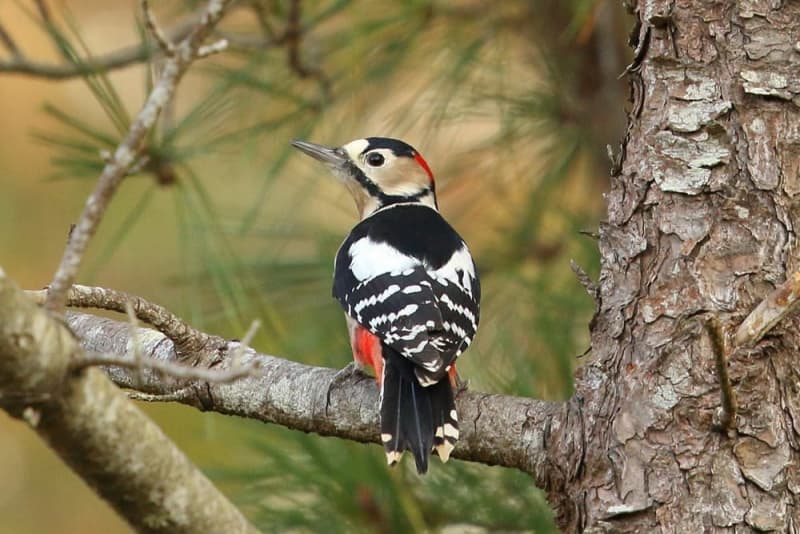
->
xmin=0 ymin=13 xmax=201 ymax=79
xmin=128 ymin=388 xmax=193 ymax=402
xmin=198 ymin=38 xmax=229 ymax=58
xmin=43 ymin=0 xmax=235 ymax=315
xmin=282 ymin=0 xmax=330 ymax=96
xmin=27 ymin=284 xmax=222 ymax=355
xmin=0 ymin=20 xmax=21 ymax=57
xmin=73 ymin=351 xmax=261 ymax=384
xmin=141 ymin=0 xmax=176 ymax=56
xmin=73 ymin=319 xmax=262 ymax=386
xmin=734 ymin=271 xmax=800 ymax=347
xmin=33 ymin=0 xmax=52 ymax=23
xmin=570 ymin=259 xmax=598 ymax=300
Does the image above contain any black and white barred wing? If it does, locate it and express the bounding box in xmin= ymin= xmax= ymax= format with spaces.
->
xmin=429 ymin=272 xmax=479 ymax=359
xmin=336 ymin=267 xmax=478 ymax=382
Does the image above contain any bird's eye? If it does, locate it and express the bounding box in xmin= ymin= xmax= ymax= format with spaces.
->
xmin=366 ymin=152 xmax=385 ymax=167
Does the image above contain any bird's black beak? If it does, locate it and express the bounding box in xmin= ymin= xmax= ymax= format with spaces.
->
xmin=291 ymin=140 xmax=348 ymax=169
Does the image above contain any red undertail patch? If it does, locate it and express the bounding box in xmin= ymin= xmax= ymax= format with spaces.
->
xmin=353 ymin=326 xmax=384 ymax=385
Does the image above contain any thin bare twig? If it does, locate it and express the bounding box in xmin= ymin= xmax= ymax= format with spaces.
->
xmin=26 ymin=284 xmax=221 ymax=354
xmin=33 ymin=0 xmax=52 ymax=24
xmin=735 ymin=271 xmax=800 ymax=347
xmin=284 ymin=0 xmax=308 ymax=76
xmin=1 ymin=48 xmax=153 ymax=78
xmin=0 ymin=3 xmax=302 ymax=80
xmin=197 ymin=38 xmax=229 ymax=58
xmin=283 ymin=0 xmax=330 ymax=96
xmin=0 ymin=20 xmax=21 ymax=57
xmin=232 ymin=319 xmax=262 ymax=359
xmin=141 ymin=0 xmax=176 ymax=56
xmin=216 ymin=31 xmax=280 ymax=51
xmin=70 ymin=316 xmax=262 ymax=388
xmin=128 ymin=389 xmax=193 ymax=402
xmin=0 ymin=13 xmax=196 ymax=79
xmin=250 ymin=0 xmax=278 ymax=41
xmin=74 ymin=351 xmax=261 ymax=384
xmin=119 ymin=320 xmax=260 ymax=399
xmin=125 ymin=300 xmax=146 ymax=387
xmin=44 ymin=0 xmax=235 ymax=315
xmin=705 ymin=317 xmax=737 ymax=433
xmin=570 ymin=259 xmax=599 ymax=300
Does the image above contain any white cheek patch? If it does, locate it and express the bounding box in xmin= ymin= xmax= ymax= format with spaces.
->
xmin=342 ymin=139 xmax=370 ymax=161
xmin=348 ymin=237 xmax=421 ymax=281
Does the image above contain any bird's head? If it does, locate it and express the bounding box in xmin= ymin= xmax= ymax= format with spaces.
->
xmin=291 ymin=137 xmax=437 ymax=219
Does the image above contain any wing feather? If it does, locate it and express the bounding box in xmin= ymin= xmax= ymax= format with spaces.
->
xmin=337 ymin=267 xmax=477 ymax=380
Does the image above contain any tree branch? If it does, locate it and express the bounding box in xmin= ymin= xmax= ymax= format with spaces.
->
xmin=0 ymin=17 xmax=198 ymax=79
xmin=735 ymin=270 xmax=800 ymax=347
xmin=141 ymin=0 xmax=176 ymax=56
xmin=27 ymin=284 xmax=223 ymax=355
xmin=44 ymin=0 xmax=235 ymax=314
xmin=64 ymin=311 xmax=565 ymax=482
xmin=73 ymin=318 xmax=262 ymax=384
xmin=0 ymin=20 xmax=21 ymax=57
xmin=0 ymin=269 xmax=259 ymax=534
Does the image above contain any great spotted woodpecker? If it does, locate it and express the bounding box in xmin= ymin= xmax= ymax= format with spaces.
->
xmin=291 ymin=137 xmax=480 ymax=474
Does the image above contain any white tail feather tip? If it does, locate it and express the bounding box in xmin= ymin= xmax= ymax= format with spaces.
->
xmin=435 ymin=441 xmax=455 ymax=463
xmin=386 ymin=450 xmax=404 ymax=466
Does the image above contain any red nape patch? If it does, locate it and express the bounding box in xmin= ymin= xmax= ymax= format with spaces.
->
xmin=353 ymin=326 xmax=384 ymax=385
xmin=413 ymin=152 xmax=435 ymax=184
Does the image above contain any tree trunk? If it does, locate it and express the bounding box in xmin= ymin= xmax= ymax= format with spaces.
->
xmin=555 ymin=1 xmax=800 ymax=530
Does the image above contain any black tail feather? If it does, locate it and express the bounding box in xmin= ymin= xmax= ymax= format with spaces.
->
xmin=380 ymin=348 xmax=458 ymax=474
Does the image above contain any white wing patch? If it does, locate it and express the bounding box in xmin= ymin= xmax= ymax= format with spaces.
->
xmin=433 ymin=245 xmax=476 ymax=296
xmin=349 ymin=237 xmax=420 ymax=281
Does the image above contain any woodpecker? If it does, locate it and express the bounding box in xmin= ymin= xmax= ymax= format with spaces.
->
xmin=291 ymin=137 xmax=480 ymax=474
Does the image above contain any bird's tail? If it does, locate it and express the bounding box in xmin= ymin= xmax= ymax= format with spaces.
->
xmin=379 ymin=348 xmax=459 ymax=474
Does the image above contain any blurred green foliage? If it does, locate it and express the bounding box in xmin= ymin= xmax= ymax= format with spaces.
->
xmin=9 ymin=0 xmax=632 ymax=531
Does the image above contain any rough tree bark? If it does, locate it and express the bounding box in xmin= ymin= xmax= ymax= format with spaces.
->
xmin=558 ymin=0 xmax=800 ymax=530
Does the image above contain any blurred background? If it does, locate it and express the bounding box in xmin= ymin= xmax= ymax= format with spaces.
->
xmin=0 ymin=1 xmax=631 ymax=532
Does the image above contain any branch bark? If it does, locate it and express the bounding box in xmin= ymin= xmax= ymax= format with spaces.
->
xmin=0 ymin=269 xmax=259 ymax=534
xmin=28 ymin=285 xmax=222 ymax=355
xmin=63 ymin=311 xmax=570 ymax=489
